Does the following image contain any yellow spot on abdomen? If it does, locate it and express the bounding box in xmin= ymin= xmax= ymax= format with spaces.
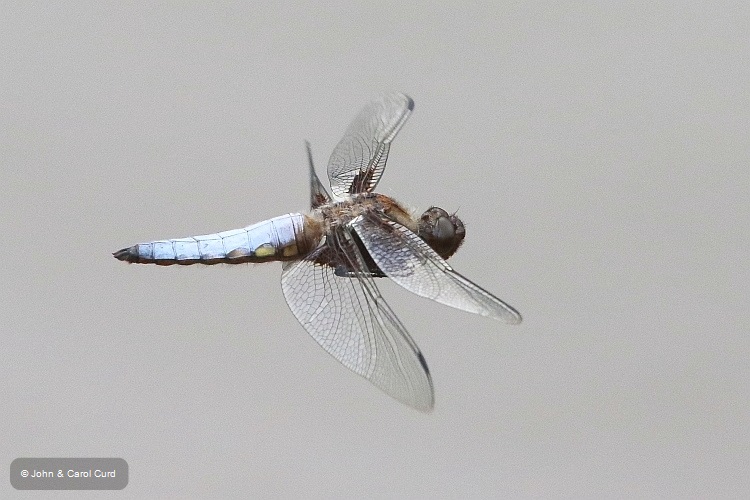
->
xmin=254 ymin=243 xmax=276 ymax=257
xmin=282 ymin=244 xmax=298 ymax=257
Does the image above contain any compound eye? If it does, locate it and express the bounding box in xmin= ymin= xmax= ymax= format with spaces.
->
xmin=433 ymin=216 xmax=456 ymax=241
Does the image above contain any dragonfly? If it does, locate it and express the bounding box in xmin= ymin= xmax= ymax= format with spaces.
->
xmin=114 ymin=92 xmax=521 ymax=412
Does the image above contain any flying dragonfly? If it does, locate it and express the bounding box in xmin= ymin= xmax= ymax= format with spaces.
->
xmin=114 ymin=92 xmax=521 ymax=412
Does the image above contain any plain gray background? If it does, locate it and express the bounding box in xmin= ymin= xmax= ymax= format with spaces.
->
xmin=2 ymin=2 xmax=748 ymax=498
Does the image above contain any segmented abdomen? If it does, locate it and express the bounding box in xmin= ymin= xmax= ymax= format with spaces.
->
xmin=113 ymin=213 xmax=311 ymax=265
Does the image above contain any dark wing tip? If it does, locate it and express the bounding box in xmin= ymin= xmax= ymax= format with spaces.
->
xmin=415 ymin=351 xmax=435 ymax=413
xmin=405 ymin=95 xmax=414 ymax=111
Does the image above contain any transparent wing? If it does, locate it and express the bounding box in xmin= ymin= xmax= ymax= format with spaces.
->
xmin=350 ymin=215 xmax=522 ymax=324
xmin=280 ymin=233 xmax=434 ymax=412
xmin=306 ymin=141 xmax=331 ymax=209
xmin=327 ymin=92 xmax=414 ymax=198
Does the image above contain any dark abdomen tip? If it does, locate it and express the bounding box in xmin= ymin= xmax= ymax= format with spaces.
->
xmin=113 ymin=246 xmax=139 ymax=263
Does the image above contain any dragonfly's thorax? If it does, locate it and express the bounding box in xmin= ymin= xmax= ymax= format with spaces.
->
xmin=313 ymin=193 xmax=418 ymax=234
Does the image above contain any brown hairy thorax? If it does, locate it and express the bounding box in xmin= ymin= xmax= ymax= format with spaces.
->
xmin=313 ymin=193 xmax=417 ymax=233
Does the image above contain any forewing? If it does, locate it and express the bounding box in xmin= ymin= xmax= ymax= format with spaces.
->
xmin=306 ymin=141 xmax=331 ymax=209
xmin=350 ymin=215 xmax=523 ymax=324
xmin=327 ymin=92 xmax=414 ymax=197
xmin=280 ymin=236 xmax=434 ymax=412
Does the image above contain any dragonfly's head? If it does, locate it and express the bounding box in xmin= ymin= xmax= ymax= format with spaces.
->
xmin=417 ymin=206 xmax=466 ymax=260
